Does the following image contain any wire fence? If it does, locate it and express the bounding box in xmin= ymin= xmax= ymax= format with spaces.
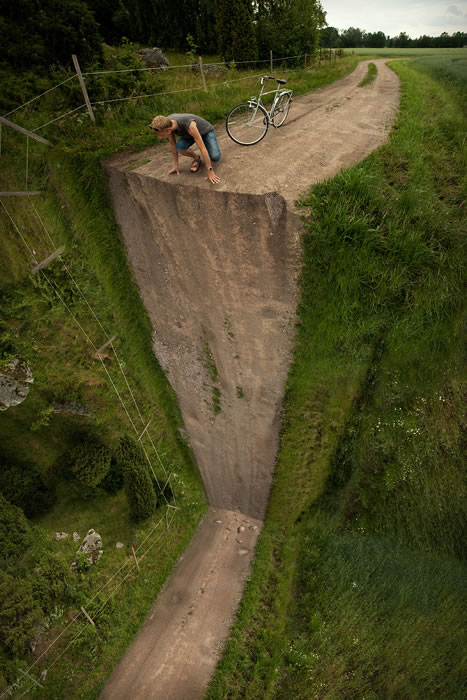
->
xmin=0 ymin=43 xmax=342 ymax=697
xmin=0 ymin=194 xmax=183 ymax=698
xmin=3 ymin=48 xmax=342 ymax=135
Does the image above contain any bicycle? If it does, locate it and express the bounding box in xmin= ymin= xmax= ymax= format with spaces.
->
xmin=225 ymin=76 xmax=293 ymax=146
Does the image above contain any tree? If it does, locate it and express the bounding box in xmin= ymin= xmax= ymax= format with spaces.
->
xmin=118 ymin=436 xmax=157 ymax=521
xmin=256 ymin=0 xmax=325 ymax=60
xmin=340 ymin=27 xmax=365 ymax=48
xmin=365 ymin=31 xmax=386 ymax=48
xmin=216 ymin=0 xmax=258 ymax=63
xmin=0 ymin=0 xmax=103 ymax=72
xmin=320 ymin=26 xmax=341 ymax=49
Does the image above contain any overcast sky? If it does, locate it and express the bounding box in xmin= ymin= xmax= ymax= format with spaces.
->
xmin=322 ymin=0 xmax=467 ymax=37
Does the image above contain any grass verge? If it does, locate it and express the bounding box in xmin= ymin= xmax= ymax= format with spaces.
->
xmin=0 ymin=50 xmax=361 ymax=697
xmin=207 ymin=58 xmax=466 ymax=698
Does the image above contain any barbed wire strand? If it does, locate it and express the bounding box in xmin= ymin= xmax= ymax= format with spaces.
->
xmin=9 ymin=513 xmax=166 ymax=690
xmin=27 ymin=198 xmax=173 ymax=495
xmin=2 ymin=75 xmax=77 ymax=118
xmin=13 ymin=510 xmax=176 ymax=699
xmin=31 ymin=104 xmax=86 ymax=133
xmin=1 ymin=200 xmax=169 ymax=504
xmin=82 ymin=56 xmax=274 ymax=76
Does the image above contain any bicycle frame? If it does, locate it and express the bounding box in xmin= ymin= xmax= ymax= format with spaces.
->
xmin=246 ymin=76 xmax=291 ymax=128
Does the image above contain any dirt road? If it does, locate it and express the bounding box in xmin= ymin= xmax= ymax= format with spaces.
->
xmin=102 ymin=60 xmax=401 ymax=699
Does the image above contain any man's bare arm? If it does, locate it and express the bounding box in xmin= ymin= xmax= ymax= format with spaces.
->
xmin=188 ymin=122 xmax=220 ymax=184
xmin=168 ymin=132 xmax=179 ymax=174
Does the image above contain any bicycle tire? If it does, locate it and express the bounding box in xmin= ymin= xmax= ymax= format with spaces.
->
xmin=272 ymin=92 xmax=292 ymax=127
xmin=225 ymin=102 xmax=269 ymax=146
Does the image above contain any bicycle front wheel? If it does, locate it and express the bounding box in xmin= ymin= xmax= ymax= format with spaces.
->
xmin=226 ymin=102 xmax=269 ymax=146
xmin=272 ymin=92 xmax=292 ymax=127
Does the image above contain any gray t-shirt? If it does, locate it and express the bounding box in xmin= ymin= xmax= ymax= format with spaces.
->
xmin=168 ymin=113 xmax=213 ymax=138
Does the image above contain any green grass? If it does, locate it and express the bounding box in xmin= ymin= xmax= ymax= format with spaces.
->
xmin=346 ymin=47 xmax=467 ymax=58
xmin=358 ymin=62 xmax=377 ymax=87
xmin=0 ymin=48 xmax=361 ymax=697
xmin=207 ymin=59 xmax=466 ymax=698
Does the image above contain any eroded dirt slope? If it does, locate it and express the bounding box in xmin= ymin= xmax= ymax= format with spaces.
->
xmin=102 ymin=59 xmax=401 ymax=699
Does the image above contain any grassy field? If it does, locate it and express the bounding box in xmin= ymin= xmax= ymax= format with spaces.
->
xmin=207 ymin=57 xmax=466 ymax=698
xmin=346 ymin=46 xmax=467 ymax=57
xmin=0 ymin=49 xmax=360 ymax=697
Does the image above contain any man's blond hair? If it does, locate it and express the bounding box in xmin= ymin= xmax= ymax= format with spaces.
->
xmin=150 ymin=115 xmax=172 ymax=131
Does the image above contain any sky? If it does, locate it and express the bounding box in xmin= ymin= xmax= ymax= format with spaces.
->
xmin=321 ymin=0 xmax=467 ymax=38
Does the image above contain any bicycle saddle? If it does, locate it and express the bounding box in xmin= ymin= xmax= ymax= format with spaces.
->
xmin=276 ymin=79 xmax=287 ymax=84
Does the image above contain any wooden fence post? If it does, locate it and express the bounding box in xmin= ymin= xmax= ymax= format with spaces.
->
xmin=72 ymin=54 xmax=95 ymax=122
xmin=304 ymin=53 xmax=307 ymax=69
xmin=270 ymin=50 xmax=273 ymax=74
xmin=199 ymin=57 xmax=207 ymax=92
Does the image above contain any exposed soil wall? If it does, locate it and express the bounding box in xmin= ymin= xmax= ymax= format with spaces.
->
xmin=105 ymin=166 xmax=301 ymax=520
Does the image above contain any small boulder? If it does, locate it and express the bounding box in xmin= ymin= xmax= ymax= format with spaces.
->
xmin=0 ymin=358 xmax=33 ymax=411
xmin=136 ymin=47 xmax=169 ymax=70
xmin=73 ymin=528 xmax=104 ymax=566
xmin=72 ymin=532 xmax=80 ymax=542
xmin=55 ymin=532 xmax=69 ymax=541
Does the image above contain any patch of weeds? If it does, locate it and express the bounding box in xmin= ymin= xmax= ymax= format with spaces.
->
xmin=212 ymin=387 xmax=222 ymax=415
xmin=358 ymin=62 xmax=377 ymax=87
xmin=202 ymin=341 xmax=218 ymax=383
xmin=236 ymin=386 xmax=244 ymax=398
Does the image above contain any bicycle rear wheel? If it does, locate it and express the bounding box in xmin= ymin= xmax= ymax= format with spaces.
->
xmin=272 ymin=92 xmax=292 ymax=127
xmin=226 ymin=102 xmax=269 ymax=146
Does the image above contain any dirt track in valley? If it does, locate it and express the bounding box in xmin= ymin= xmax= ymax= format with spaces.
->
xmin=101 ymin=59 xmax=401 ymax=699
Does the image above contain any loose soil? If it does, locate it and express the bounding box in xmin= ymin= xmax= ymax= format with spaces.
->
xmin=101 ymin=60 xmax=401 ymax=699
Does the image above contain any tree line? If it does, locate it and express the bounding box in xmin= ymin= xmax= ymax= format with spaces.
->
xmin=321 ymin=26 xmax=467 ymax=49
xmin=1 ymin=0 xmax=326 ymax=73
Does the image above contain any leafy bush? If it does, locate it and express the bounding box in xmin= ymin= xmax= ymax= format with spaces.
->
xmin=31 ymin=553 xmax=71 ymax=616
xmin=100 ymin=455 xmax=124 ymax=494
xmin=66 ymin=440 xmax=112 ymax=489
xmin=0 ymin=571 xmax=42 ymax=656
xmin=0 ymin=460 xmax=56 ymax=517
xmin=118 ymin=436 xmax=157 ymax=521
xmin=0 ymin=493 xmax=36 ymax=562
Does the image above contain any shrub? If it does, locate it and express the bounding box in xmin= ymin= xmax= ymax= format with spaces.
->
xmin=100 ymin=455 xmax=124 ymax=494
xmin=118 ymin=437 xmax=157 ymax=521
xmin=0 ymin=460 xmax=56 ymax=517
xmin=0 ymin=571 xmax=42 ymax=656
xmin=31 ymin=552 xmax=71 ymax=615
xmin=66 ymin=440 xmax=112 ymax=489
xmin=0 ymin=493 xmax=36 ymax=562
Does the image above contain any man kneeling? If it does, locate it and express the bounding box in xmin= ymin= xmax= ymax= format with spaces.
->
xmin=150 ymin=113 xmax=221 ymax=184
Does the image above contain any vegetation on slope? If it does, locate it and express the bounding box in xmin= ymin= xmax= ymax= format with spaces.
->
xmin=0 ymin=46 xmax=359 ymax=697
xmin=207 ymin=57 xmax=466 ymax=698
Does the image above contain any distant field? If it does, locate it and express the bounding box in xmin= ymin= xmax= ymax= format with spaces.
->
xmin=345 ymin=46 xmax=467 ymax=57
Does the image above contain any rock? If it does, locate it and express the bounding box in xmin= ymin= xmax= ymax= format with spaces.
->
xmin=116 ymin=542 xmax=124 ymax=549
xmin=136 ymin=47 xmax=169 ymax=70
xmin=249 ymin=525 xmax=259 ymax=532
xmin=0 ymin=358 xmax=33 ymax=411
xmin=74 ymin=528 xmax=104 ymax=565
xmin=215 ymin=520 xmax=222 ymax=524
xmin=72 ymin=532 xmax=80 ymax=542
xmin=53 ymin=401 xmax=89 ymax=417
xmin=191 ymin=63 xmax=226 ymax=75
xmin=238 ymin=548 xmax=249 ymax=556
xmin=55 ymin=532 xmax=69 ymax=541
xmin=237 ymin=526 xmax=245 ymax=533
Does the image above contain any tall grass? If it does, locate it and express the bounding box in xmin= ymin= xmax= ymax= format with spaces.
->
xmin=0 ymin=49 xmax=360 ymax=697
xmin=207 ymin=59 xmax=466 ymax=698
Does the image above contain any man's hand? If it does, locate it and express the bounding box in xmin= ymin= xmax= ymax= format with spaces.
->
xmin=168 ymin=166 xmax=180 ymax=175
xmin=207 ymin=169 xmax=220 ymax=184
